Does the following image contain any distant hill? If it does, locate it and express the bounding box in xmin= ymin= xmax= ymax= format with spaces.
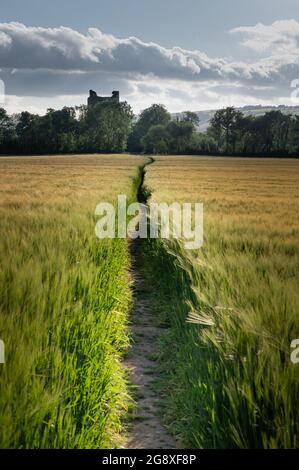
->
xmin=172 ymin=105 xmax=299 ymax=132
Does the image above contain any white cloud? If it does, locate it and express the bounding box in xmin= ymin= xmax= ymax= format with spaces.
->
xmin=0 ymin=31 xmax=11 ymax=48
xmin=0 ymin=22 xmax=207 ymax=78
xmin=4 ymin=93 xmax=87 ymax=115
xmin=1 ymin=21 xmax=293 ymax=81
xmin=231 ymin=19 xmax=299 ymax=56
xmin=1 ymin=21 xmax=299 ymax=113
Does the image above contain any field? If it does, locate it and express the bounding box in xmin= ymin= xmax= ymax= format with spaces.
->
xmin=143 ymin=156 xmax=299 ymax=448
xmin=0 ymin=154 xmax=147 ymax=448
xmin=0 ymin=154 xmax=298 ymax=449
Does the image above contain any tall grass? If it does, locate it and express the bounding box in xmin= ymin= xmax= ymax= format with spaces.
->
xmin=0 ymin=154 xmax=146 ymax=448
xmin=144 ymin=156 xmax=299 ymax=448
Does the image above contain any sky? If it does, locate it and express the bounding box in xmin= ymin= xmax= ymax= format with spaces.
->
xmin=1 ymin=0 xmax=299 ymax=114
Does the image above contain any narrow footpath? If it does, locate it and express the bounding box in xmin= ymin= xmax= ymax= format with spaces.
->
xmin=124 ymin=158 xmax=176 ymax=449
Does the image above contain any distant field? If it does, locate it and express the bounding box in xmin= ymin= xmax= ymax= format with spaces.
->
xmin=0 ymin=154 xmax=145 ymax=448
xmin=145 ymin=156 xmax=299 ymax=448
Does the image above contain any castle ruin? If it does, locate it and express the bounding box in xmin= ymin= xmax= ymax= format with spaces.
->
xmin=88 ymin=90 xmax=119 ymax=107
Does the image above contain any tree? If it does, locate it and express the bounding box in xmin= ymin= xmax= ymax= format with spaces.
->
xmin=166 ymin=120 xmax=194 ymax=154
xmin=182 ymin=111 xmax=200 ymax=128
xmin=189 ymin=133 xmax=218 ymax=154
xmin=142 ymin=124 xmax=170 ymax=154
xmin=141 ymin=118 xmax=194 ymax=155
xmin=209 ymin=107 xmax=243 ymax=153
xmin=271 ymin=112 xmax=291 ymax=154
xmin=15 ymin=111 xmax=39 ymax=154
xmin=83 ymin=101 xmax=133 ymax=153
xmin=0 ymin=108 xmax=15 ymax=152
xmin=288 ymin=116 xmax=299 ymax=154
xmin=1 ymin=100 xmax=299 ymax=157
xmin=242 ymin=111 xmax=291 ymax=155
xmin=128 ymin=104 xmax=171 ymax=152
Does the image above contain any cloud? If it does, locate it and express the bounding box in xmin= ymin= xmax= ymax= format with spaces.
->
xmin=1 ymin=21 xmax=299 ymax=113
xmin=231 ymin=19 xmax=299 ymax=56
xmin=0 ymin=22 xmax=208 ymax=78
xmin=0 ymin=68 xmax=134 ymax=97
xmin=0 ymin=31 xmax=12 ymax=48
xmin=0 ymin=21 xmax=292 ymax=82
xmin=3 ymin=76 xmax=298 ymax=116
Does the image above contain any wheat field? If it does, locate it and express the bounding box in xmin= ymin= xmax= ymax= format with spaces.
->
xmin=1 ymin=154 xmax=298 ymax=449
xmin=0 ymin=154 xmax=146 ymax=448
xmin=144 ymin=156 xmax=299 ymax=448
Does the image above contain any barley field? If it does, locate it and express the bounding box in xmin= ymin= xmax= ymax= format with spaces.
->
xmin=144 ymin=156 xmax=299 ymax=448
xmin=0 ymin=154 xmax=146 ymax=448
xmin=1 ymin=154 xmax=298 ymax=449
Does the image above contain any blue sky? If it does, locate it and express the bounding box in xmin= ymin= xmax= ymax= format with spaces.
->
xmin=1 ymin=0 xmax=298 ymax=55
xmin=1 ymin=0 xmax=299 ymax=113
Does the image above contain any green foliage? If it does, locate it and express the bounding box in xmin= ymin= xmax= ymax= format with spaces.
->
xmin=287 ymin=115 xmax=299 ymax=154
xmin=166 ymin=120 xmax=194 ymax=153
xmin=142 ymin=233 xmax=299 ymax=448
xmin=0 ymin=108 xmax=15 ymax=149
xmin=208 ymin=108 xmax=295 ymax=156
xmin=0 ymin=156 xmax=144 ymax=448
xmin=128 ymin=104 xmax=171 ymax=152
xmin=129 ymin=103 xmax=299 ymax=156
xmin=0 ymin=100 xmax=133 ymax=155
xmin=182 ymin=111 xmax=200 ymax=127
xmin=81 ymin=101 xmax=134 ymax=153
xmin=208 ymin=107 xmax=243 ymax=153
xmin=142 ymin=124 xmax=170 ymax=154
xmin=140 ymin=118 xmax=194 ymax=155
xmin=0 ymin=223 xmax=130 ymax=448
xmin=143 ymin=156 xmax=299 ymax=448
xmin=2 ymin=100 xmax=299 ymax=156
xmin=189 ymin=132 xmax=218 ymax=154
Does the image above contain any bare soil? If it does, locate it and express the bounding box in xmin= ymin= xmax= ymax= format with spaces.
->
xmin=124 ymin=240 xmax=176 ymax=449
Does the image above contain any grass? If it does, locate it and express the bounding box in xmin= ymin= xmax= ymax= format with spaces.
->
xmin=1 ymin=153 xmax=298 ymax=449
xmin=0 ymin=154 xmax=147 ymax=449
xmin=143 ymin=156 xmax=299 ymax=448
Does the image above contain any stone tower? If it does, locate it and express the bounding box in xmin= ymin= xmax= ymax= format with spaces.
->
xmin=88 ymin=90 xmax=120 ymax=107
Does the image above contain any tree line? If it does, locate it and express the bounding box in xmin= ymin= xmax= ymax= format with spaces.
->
xmin=0 ymin=101 xmax=133 ymax=155
xmin=128 ymin=105 xmax=299 ymax=156
xmin=1 ymin=101 xmax=299 ymax=156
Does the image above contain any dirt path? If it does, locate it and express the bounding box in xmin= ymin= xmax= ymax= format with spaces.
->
xmin=124 ymin=240 xmax=176 ymax=449
xmin=124 ymin=159 xmax=176 ymax=449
